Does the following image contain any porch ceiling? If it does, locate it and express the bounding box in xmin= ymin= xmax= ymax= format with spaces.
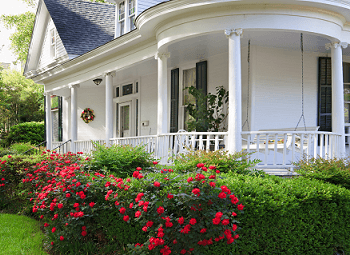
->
xmin=167 ymin=30 xmax=349 ymax=67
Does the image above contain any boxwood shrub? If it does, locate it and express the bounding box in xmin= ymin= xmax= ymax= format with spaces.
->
xmin=6 ymin=122 xmax=45 ymax=146
xmin=212 ymin=174 xmax=350 ymax=255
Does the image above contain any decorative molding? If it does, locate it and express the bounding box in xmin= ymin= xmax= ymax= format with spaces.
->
xmin=104 ymin=71 xmax=116 ymax=77
xmin=68 ymin=84 xmax=80 ymax=89
xmin=225 ymin=28 xmax=243 ymax=38
xmin=44 ymin=92 xmax=53 ymax=96
xmin=325 ymin=41 xmax=348 ymax=50
xmin=155 ymin=51 xmax=170 ymax=60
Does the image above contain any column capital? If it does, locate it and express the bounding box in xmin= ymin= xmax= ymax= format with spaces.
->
xmin=325 ymin=41 xmax=348 ymax=50
xmin=225 ymin=28 xmax=243 ymax=38
xmin=68 ymin=84 xmax=80 ymax=89
xmin=104 ymin=71 xmax=116 ymax=77
xmin=44 ymin=91 xmax=53 ymax=96
xmin=155 ymin=51 xmax=170 ymax=60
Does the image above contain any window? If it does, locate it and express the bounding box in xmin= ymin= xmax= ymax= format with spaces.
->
xmin=128 ymin=0 xmax=135 ymax=30
xmin=183 ymin=68 xmax=196 ymax=130
xmin=119 ymin=1 xmax=125 ymax=35
xmin=50 ymin=28 xmax=56 ymax=59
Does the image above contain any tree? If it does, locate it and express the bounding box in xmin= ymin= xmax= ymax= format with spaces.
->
xmin=1 ymin=12 xmax=35 ymax=63
xmin=0 ymin=69 xmax=44 ymax=133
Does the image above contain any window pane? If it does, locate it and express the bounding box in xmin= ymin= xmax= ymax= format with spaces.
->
xmin=119 ymin=1 xmax=125 ymax=20
xmin=130 ymin=16 xmax=135 ymax=30
xmin=183 ymin=68 xmax=196 ymax=105
xmin=120 ymin=20 xmax=124 ymax=35
xmin=129 ymin=0 xmax=135 ymax=15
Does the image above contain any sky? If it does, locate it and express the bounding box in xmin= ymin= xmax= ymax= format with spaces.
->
xmin=0 ymin=0 xmax=36 ymax=65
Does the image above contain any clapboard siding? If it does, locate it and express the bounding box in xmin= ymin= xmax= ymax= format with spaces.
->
xmin=137 ymin=0 xmax=168 ymax=15
xmin=37 ymin=18 xmax=68 ymax=70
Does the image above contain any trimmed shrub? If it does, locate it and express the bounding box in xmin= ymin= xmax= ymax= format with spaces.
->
xmin=217 ymin=173 xmax=350 ymax=255
xmin=87 ymin=143 xmax=153 ymax=178
xmin=295 ymin=157 xmax=350 ymax=190
xmin=6 ymin=122 xmax=45 ymax=146
xmin=173 ymin=149 xmax=261 ymax=175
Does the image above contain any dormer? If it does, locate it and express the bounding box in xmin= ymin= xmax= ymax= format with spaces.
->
xmin=108 ymin=0 xmax=166 ymax=38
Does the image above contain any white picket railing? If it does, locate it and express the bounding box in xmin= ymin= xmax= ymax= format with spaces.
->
xmin=110 ymin=135 xmax=158 ymax=155
xmin=52 ymin=140 xmax=71 ymax=154
xmin=74 ymin=140 xmax=105 ymax=154
xmin=242 ymin=131 xmax=342 ymax=169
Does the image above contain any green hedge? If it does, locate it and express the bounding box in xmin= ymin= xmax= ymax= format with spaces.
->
xmin=209 ymin=174 xmax=350 ymax=255
xmin=6 ymin=122 xmax=45 ymax=146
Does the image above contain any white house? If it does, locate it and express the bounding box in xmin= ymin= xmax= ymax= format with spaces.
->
xmin=24 ymin=0 xmax=350 ymax=169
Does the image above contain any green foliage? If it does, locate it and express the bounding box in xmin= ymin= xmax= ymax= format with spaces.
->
xmin=1 ymin=12 xmax=35 ymax=63
xmin=6 ymin=122 xmax=45 ymax=146
xmin=9 ymin=143 xmax=35 ymax=154
xmin=217 ymin=173 xmax=350 ymax=254
xmin=0 ymin=70 xmax=44 ymax=134
xmin=87 ymin=143 xmax=153 ymax=178
xmin=295 ymin=157 xmax=350 ymax=190
xmin=186 ymin=86 xmax=228 ymax=132
xmin=173 ymin=149 xmax=261 ymax=175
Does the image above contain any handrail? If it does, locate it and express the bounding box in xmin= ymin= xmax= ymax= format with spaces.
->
xmin=22 ymin=140 xmax=47 ymax=155
xmin=52 ymin=139 xmax=72 ymax=154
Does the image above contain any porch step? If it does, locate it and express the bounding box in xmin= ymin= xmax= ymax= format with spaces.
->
xmin=260 ymin=168 xmax=299 ymax=177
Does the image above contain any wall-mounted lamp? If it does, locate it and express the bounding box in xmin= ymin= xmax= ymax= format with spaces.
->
xmin=93 ymin=78 xmax=103 ymax=86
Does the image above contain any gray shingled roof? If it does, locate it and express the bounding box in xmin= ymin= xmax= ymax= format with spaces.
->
xmin=43 ymin=0 xmax=115 ymax=56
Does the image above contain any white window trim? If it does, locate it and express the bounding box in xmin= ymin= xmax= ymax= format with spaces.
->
xmin=118 ymin=1 xmax=126 ymax=36
xmin=113 ymin=79 xmax=140 ymax=138
xmin=50 ymin=28 xmax=57 ymax=60
xmin=128 ymin=0 xmax=136 ymax=31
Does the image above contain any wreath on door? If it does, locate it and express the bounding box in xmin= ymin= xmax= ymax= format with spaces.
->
xmin=81 ymin=108 xmax=95 ymax=123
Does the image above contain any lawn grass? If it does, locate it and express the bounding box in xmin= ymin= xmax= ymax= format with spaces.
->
xmin=0 ymin=214 xmax=47 ymax=255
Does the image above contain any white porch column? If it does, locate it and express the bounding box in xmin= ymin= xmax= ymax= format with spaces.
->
xmin=225 ymin=28 xmax=243 ymax=153
xmin=45 ymin=92 xmax=52 ymax=150
xmin=155 ymin=51 xmax=170 ymax=135
xmin=105 ymin=72 xmax=114 ymax=145
xmin=69 ymin=84 xmax=80 ymax=153
xmin=326 ymin=41 xmax=348 ymax=156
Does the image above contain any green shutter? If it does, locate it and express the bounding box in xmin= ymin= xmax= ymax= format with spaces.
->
xmin=58 ymin=96 xmax=63 ymax=141
xmin=170 ymin=68 xmax=179 ymax=133
xmin=196 ymin=61 xmax=207 ymax=95
xmin=318 ymin=57 xmax=332 ymax=132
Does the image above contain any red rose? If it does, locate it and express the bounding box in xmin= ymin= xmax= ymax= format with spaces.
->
xmin=52 ymin=227 xmax=56 ymax=233
xmin=153 ymin=161 xmax=158 ymax=165
xmin=227 ymin=237 xmax=234 ymax=244
xmin=44 ymin=223 xmax=49 ymax=227
xmin=196 ymin=163 xmax=204 ymax=168
xmin=186 ymin=218 xmax=195 ymax=225
xmin=66 ymin=193 xmax=71 ymax=198
xmin=73 ymin=203 xmax=79 ymax=207
xmin=142 ymin=226 xmax=148 ymax=232
xmin=212 ymin=218 xmax=221 ymax=225
xmin=167 ymin=193 xmax=173 ymax=199
xmin=57 ymin=203 xmax=63 ymax=209
xmin=234 ymin=234 xmax=239 ymax=239
xmin=200 ymin=228 xmax=207 ymax=233
xmin=237 ymin=204 xmax=244 ymax=210
xmin=135 ymin=211 xmax=141 ymax=218
xmin=157 ymin=206 xmax=164 ymax=215
xmin=209 ymin=181 xmax=216 ymax=187
xmin=209 ymin=175 xmax=216 ymax=179
xmin=192 ymin=188 xmax=200 ymax=196
xmin=222 ymin=219 xmax=230 ymax=225
xmin=59 ymin=236 xmax=64 ymax=241
xmin=216 ymin=170 xmax=220 ymax=173
xmin=180 ymin=249 xmax=186 ymax=254
xmin=165 ymin=221 xmax=173 ymax=228
xmin=146 ymin=221 xmax=154 ymax=227
xmin=136 ymin=167 xmax=142 ymax=170
xmin=154 ymin=181 xmax=160 ymax=187
xmin=218 ymin=192 xmax=227 ymax=199
xmin=187 ymin=177 xmax=193 ymax=182
xmin=82 ymin=226 xmax=86 ymax=231
xmin=89 ymin=202 xmax=95 ymax=207
xmin=215 ymin=212 xmax=223 ymax=218
xmin=119 ymin=207 xmax=126 ymax=214
xmin=81 ymin=230 xmax=87 ymax=236
xmin=232 ymin=224 xmax=237 ymax=231
xmin=232 ymin=211 xmax=237 ymax=216
xmin=123 ymin=215 xmax=129 ymax=222
xmin=209 ymin=165 xmax=216 ymax=170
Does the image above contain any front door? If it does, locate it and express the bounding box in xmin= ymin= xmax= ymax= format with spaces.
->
xmin=119 ymin=102 xmax=131 ymax=137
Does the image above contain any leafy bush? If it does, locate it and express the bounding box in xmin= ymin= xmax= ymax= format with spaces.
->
xmin=0 ymin=147 xmax=16 ymax=157
xmin=173 ymin=149 xmax=261 ymax=175
xmin=6 ymin=122 xmax=45 ymax=146
xmin=87 ymin=143 xmax=153 ymax=178
xmin=10 ymin=142 xmax=35 ymax=154
xmin=218 ymin=173 xmax=350 ymax=254
xmin=295 ymin=157 xmax=350 ymax=189
xmin=0 ymin=154 xmax=46 ymax=214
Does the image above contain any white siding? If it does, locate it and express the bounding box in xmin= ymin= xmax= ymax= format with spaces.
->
xmin=37 ymin=19 xmax=68 ymax=70
xmin=77 ymin=87 xmax=106 ymax=141
xmin=137 ymin=0 xmax=167 ymax=15
xmin=252 ymin=46 xmax=318 ymax=131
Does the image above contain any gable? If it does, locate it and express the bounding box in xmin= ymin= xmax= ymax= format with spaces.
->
xmin=37 ymin=18 xmax=68 ymax=70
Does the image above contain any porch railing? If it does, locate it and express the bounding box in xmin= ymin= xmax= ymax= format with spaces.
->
xmin=110 ymin=135 xmax=158 ymax=154
xmin=242 ymin=131 xmax=341 ymax=169
xmin=52 ymin=140 xmax=71 ymax=154
xmin=74 ymin=139 xmax=105 ymax=154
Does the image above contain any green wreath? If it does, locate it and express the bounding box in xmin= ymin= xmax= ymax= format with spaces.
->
xmin=81 ymin=108 xmax=95 ymax=123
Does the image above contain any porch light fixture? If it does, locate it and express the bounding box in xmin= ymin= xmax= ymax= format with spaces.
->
xmin=93 ymin=78 xmax=102 ymax=86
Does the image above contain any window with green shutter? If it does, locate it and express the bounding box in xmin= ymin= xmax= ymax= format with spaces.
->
xmin=170 ymin=68 xmax=179 ymax=133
